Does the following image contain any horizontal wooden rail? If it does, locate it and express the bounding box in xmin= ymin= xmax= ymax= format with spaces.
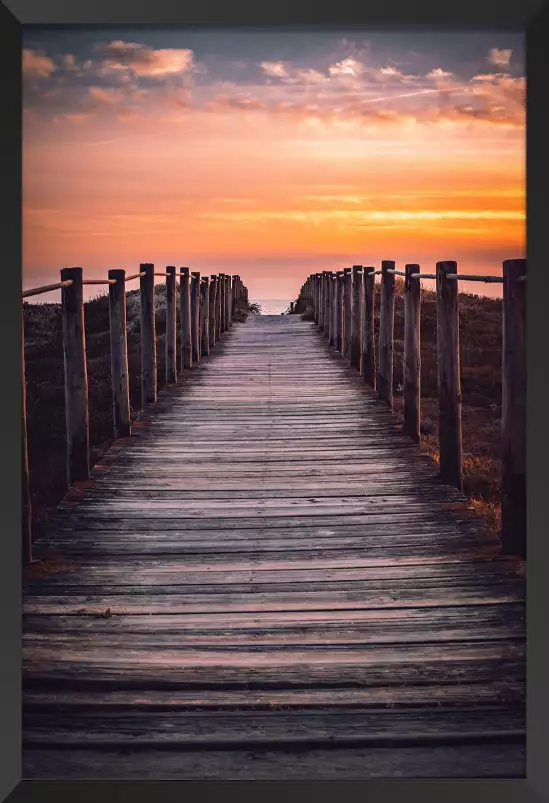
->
xmin=22 ymin=263 xmax=250 ymax=564
xmin=22 ymin=280 xmax=74 ymax=299
xmin=300 ymin=257 xmax=526 ymax=559
xmin=446 ymin=274 xmax=504 ymax=283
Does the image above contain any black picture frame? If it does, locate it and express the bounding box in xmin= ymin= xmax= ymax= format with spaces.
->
xmin=2 ymin=1 xmax=548 ymax=801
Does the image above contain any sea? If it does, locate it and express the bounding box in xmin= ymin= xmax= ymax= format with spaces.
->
xmin=251 ymin=299 xmax=294 ymax=315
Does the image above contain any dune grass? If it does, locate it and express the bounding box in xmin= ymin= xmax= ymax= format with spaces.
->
xmin=23 ymin=286 xmax=256 ymax=529
xmin=298 ymin=280 xmax=504 ymax=538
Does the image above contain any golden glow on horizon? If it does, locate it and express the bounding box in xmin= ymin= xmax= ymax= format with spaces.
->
xmin=22 ymin=36 xmax=525 ymax=300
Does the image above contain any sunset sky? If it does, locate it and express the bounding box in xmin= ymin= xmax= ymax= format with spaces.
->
xmin=22 ymin=28 xmax=525 ymax=301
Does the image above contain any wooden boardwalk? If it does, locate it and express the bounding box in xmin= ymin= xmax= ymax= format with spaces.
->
xmin=23 ymin=315 xmax=525 ymax=780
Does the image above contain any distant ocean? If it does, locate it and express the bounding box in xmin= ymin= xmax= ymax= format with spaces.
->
xmin=252 ymin=299 xmax=294 ymax=315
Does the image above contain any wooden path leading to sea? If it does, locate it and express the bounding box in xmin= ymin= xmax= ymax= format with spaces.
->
xmin=23 ymin=315 xmax=525 ymax=780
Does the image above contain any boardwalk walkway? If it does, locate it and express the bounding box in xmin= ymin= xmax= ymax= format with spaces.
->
xmin=23 ymin=315 xmax=525 ymax=780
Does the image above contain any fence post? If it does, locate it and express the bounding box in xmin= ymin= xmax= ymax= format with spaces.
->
xmin=226 ymin=275 xmax=232 ymax=327
xmin=180 ymin=267 xmax=192 ymax=370
xmin=190 ymin=271 xmax=201 ymax=363
xmin=61 ymin=266 xmax=90 ymax=484
xmin=218 ymin=273 xmax=225 ymax=334
xmin=335 ymin=272 xmax=344 ymax=352
xmin=351 ymin=265 xmax=363 ymax=370
xmin=22 ymin=309 xmax=32 ymax=564
xmin=322 ymin=271 xmax=330 ymax=336
xmin=315 ymin=274 xmax=321 ymax=325
xmin=165 ymin=266 xmax=177 ymax=384
xmin=501 ymin=259 xmax=526 ymax=556
xmin=140 ymin=263 xmax=157 ymax=406
xmin=404 ymin=264 xmax=421 ymax=443
xmin=232 ymin=276 xmax=238 ymax=320
xmin=342 ymin=268 xmax=352 ymax=357
xmin=328 ymin=275 xmax=335 ymax=346
xmin=362 ymin=268 xmax=376 ymax=388
xmin=108 ymin=269 xmax=131 ymax=440
xmin=201 ymin=277 xmax=210 ymax=357
xmin=436 ymin=261 xmax=462 ymax=491
xmin=209 ymin=276 xmax=217 ymax=344
xmin=377 ymin=261 xmax=396 ymax=407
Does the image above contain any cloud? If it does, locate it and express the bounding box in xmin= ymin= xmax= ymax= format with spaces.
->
xmin=260 ymin=61 xmax=290 ymax=79
xmin=88 ymin=86 xmax=142 ymax=105
xmin=376 ymin=66 xmax=420 ymax=83
xmin=97 ymin=41 xmax=195 ymax=77
xmin=23 ymin=49 xmax=55 ymax=78
xmin=488 ymin=48 xmax=513 ymax=68
xmin=426 ymin=68 xmax=453 ymax=80
xmin=328 ymin=57 xmax=365 ymax=77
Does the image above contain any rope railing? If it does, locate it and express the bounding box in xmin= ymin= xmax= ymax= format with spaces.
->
xmin=298 ymin=258 xmax=526 ymax=559
xmin=21 ymin=264 xmax=249 ymax=564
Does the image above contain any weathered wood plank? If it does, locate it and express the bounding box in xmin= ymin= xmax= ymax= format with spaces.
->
xmin=23 ymin=314 xmax=525 ymax=780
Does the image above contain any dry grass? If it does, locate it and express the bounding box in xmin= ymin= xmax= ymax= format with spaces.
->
xmin=298 ymin=280 xmax=505 ymax=540
xmin=23 ymin=288 xmax=256 ymax=530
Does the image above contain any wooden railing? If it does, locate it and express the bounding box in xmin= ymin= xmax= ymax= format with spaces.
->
xmin=22 ymin=266 xmax=249 ymax=564
xmin=298 ymin=260 xmax=526 ymax=558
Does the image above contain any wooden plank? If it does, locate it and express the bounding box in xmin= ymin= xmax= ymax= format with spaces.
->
xmin=23 ymin=707 xmax=525 ymax=748
xmin=23 ymin=742 xmax=525 ymax=780
xmin=23 ymin=314 xmax=525 ymax=780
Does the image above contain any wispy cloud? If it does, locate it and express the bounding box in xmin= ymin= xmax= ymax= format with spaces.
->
xmin=96 ymin=41 xmax=196 ymax=77
xmin=23 ymin=49 xmax=56 ymax=78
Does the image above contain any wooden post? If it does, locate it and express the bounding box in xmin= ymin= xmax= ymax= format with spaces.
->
xmin=404 ymin=264 xmax=421 ymax=443
xmin=351 ymin=265 xmax=362 ymax=370
xmin=323 ymin=272 xmax=331 ymax=337
xmin=316 ymin=274 xmax=322 ymax=326
xmin=191 ymin=271 xmax=201 ymax=363
xmin=165 ymin=266 xmax=177 ymax=384
xmin=501 ymin=259 xmax=526 ymax=556
xmin=334 ymin=271 xmax=343 ymax=351
xmin=201 ymin=277 xmax=210 ymax=357
xmin=225 ymin=276 xmax=232 ymax=329
xmin=218 ymin=273 xmax=225 ymax=334
xmin=377 ymin=261 xmax=396 ymax=407
xmin=328 ymin=276 xmax=334 ymax=346
xmin=209 ymin=276 xmax=217 ymax=345
xmin=436 ymin=261 xmax=462 ymax=491
xmin=22 ymin=309 xmax=32 ymax=564
xmin=108 ymin=269 xmax=131 ymax=440
xmin=362 ymin=268 xmax=376 ymax=388
xmin=342 ymin=268 xmax=352 ymax=357
xmin=140 ymin=263 xmax=157 ymax=406
xmin=232 ymin=276 xmax=238 ymax=319
xmin=61 ymin=266 xmax=90 ymax=484
xmin=180 ymin=267 xmax=192 ymax=370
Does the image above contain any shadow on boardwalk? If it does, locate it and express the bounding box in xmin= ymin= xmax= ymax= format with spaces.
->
xmin=23 ymin=316 xmax=525 ymax=780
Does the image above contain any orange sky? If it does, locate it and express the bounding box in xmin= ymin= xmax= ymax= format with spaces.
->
xmin=22 ymin=29 xmax=525 ymax=301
